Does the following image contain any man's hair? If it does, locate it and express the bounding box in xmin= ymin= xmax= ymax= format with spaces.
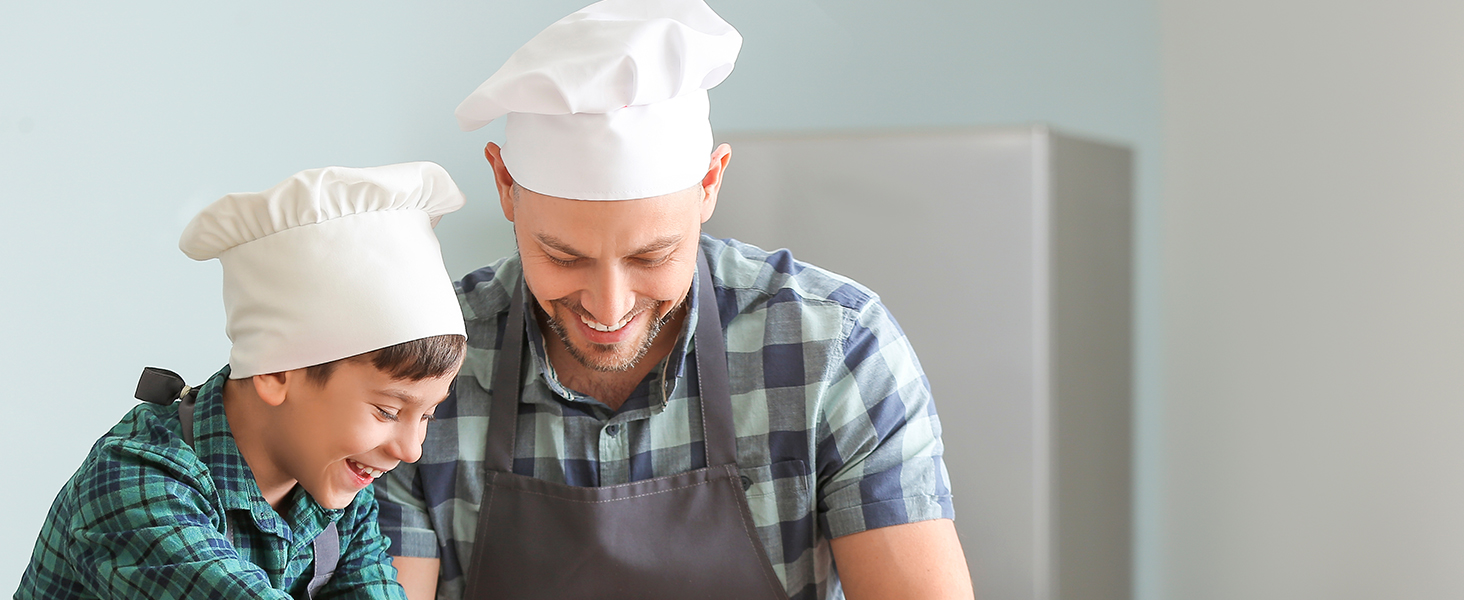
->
xmin=304 ymin=334 xmax=466 ymax=386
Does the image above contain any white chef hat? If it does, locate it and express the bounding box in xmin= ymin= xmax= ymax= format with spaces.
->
xmin=179 ymin=162 xmax=468 ymax=379
xmin=455 ymin=0 xmax=741 ymax=201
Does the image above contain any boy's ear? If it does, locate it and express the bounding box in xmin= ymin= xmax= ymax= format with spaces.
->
xmin=251 ymin=372 xmax=291 ymax=407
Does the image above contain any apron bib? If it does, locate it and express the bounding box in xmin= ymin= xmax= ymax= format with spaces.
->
xmin=460 ymin=251 xmax=789 ymax=600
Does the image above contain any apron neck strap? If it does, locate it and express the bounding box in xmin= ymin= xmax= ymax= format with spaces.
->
xmin=483 ymin=248 xmax=737 ymax=473
xmin=693 ymin=250 xmax=736 ymax=467
xmin=485 ymin=280 xmax=527 ymax=473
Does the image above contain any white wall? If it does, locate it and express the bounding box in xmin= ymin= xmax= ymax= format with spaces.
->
xmin=0 ymin=1 xmax=1162 ymax=593
xmin=1158 ymin=1 xmax=1464 ymax=598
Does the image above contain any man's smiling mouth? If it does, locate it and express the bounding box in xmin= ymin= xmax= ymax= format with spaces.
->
xmin=580 ymin=313 xmax=634 ymax=332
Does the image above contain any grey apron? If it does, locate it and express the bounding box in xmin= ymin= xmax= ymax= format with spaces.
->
xmin=460 ymin=252 xmax=790 ymax=600
xmin=135 ymin=368 xmax=339 ymax=599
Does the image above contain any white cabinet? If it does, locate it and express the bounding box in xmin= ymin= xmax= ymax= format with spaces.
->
xmin=709 ymin=126 xmax=1132 ymax=600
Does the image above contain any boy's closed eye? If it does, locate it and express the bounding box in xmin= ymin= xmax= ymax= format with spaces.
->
xmin=375 ymin=405 xmax=438 ymax=422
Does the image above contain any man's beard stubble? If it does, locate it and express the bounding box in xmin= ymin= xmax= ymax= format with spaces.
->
xmin=542 ymin=297 xmax=684 ymax=372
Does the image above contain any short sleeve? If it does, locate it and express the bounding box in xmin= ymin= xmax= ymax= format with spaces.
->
xmin=374 ymin=462 xmax=441 ymax=558
xmin=814 ymin=298 xmax=955 ymax=538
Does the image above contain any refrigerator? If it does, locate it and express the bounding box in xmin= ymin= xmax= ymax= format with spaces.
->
xmin=707 ymin=125 xmax=1133 ymax=600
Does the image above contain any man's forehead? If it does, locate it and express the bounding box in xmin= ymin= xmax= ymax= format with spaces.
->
xmin=534 ymin=232 xmax=685 ymax=257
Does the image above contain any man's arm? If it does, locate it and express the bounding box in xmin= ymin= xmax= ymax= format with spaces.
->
xmin=393 ymin=556 xmax=441 ymax=600
xmin=375 ymin=464 xmax=442 ymax=600
xmin=831 ymin=519 xmax=973 ymax=600
xmin=814 ymin=296 xmax=971 ymax=596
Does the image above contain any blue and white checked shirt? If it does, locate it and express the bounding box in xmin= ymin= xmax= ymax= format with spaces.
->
xmin=376 ymin=235 xmax=953 ymax=600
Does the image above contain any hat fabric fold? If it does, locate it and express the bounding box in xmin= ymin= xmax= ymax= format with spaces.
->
xmin=455 ymin=0 xmax=741 ymax=201
xmin=180 ymin=162 xmax=468 ymax=379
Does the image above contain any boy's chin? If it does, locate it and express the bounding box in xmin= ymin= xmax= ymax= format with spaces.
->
xmin=304 ymin=482 xmax=361 ymax=510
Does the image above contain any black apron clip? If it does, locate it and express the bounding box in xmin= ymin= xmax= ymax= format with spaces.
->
xmin=134 ymin=367 xmax=191 ymax=405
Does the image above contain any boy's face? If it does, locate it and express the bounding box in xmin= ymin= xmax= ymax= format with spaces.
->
xmin=269 ymin=359 xmax=455 ymax=510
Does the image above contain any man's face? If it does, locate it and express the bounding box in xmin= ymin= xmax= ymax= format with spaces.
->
xmin=509 ymin=185 xmax=708 ymax=372
xmin=267 ymin=360 xmax=455 ymax=509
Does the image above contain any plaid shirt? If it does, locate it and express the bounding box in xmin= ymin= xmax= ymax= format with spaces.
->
xmin=17 ymin=367 xmax=407 ymax=600
xmin=377 ymin=235 xmax=953 ymax=600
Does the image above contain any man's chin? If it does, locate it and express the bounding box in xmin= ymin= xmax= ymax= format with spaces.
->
xmin=548 ymin=303 xmax=665 ymax=372
xmin=567 ymin=338 xmax=648 ymax=372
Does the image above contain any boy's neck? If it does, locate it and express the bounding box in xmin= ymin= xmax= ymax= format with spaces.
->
xmin=221 ymin=378 xmax=299 ymax=510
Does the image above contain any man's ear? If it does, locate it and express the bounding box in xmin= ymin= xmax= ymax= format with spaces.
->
xmin=251 ymin=372 xmax=291 ymax=407
xmin=699 ymin=143 xmax=732 ymax=224
xmin=484 ymin=142 xmax=517 ymax=222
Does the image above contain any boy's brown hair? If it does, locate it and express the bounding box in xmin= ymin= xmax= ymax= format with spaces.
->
xmin=304 ymin=334 xmax=466 ymax=385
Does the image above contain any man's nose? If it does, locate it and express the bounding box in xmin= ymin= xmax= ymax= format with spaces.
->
xmin=583 ymin=264 xmax=635 ymax=325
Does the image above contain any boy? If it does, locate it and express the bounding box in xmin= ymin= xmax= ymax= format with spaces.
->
xmin=17 ymin=162 xmax=469 ymax=599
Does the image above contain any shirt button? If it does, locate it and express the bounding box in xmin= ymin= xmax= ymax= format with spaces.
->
xmin=604 ymin=424 xmax=620 ymax=437
xmin=740 ymin=475 xmax=753 ymax=491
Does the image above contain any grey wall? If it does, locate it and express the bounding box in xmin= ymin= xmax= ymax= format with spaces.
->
xmin=0 ymin=0 xmax=1162 ymax=594
xmin=1158 ymin=1 xmax=1464 ymax=598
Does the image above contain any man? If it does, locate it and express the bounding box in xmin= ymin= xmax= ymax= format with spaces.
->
xmin=18 ymin=162 xmax=468 ymax=599
xmin=376 ymin=2 xmax=973 ymax=599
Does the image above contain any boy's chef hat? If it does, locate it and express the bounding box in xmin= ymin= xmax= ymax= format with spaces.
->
xmin=179 ymin=162 xmax=467 ymax=379
xmin=454 ymin=0 xmax=741 ymax=201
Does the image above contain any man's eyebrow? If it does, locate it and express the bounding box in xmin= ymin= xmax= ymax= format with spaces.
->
xmin=533 ymin=233 xmax=683 ymax=257
xmin=628 ymin=235 xmax=683 ymax=256
xmin=534 ymin=234 xmax=584 ymax=257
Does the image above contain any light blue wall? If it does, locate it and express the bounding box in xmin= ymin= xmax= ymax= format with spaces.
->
xmin=0 ymin=0 xmax=1161 ymax=594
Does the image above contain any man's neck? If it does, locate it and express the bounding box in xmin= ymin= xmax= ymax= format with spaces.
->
xmin=540 ymin=305 xmax=686 ymax=411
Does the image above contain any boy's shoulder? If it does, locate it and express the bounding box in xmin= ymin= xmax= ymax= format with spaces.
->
xmin=71 ymin=402 xmax=217 ymax=504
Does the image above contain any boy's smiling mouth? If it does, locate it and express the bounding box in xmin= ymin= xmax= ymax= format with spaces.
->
xmin=347 ymin=459 xmax=389 ymax=481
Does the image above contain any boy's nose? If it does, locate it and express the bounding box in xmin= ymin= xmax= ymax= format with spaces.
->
xmin=386 ymin=424 xmax=426 ymax=464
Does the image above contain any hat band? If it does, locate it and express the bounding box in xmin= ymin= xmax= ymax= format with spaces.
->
xmin=502 ymin=91 xmax=713 ymax=201
xmin=219 ymin=210 xmax=465 ymax=378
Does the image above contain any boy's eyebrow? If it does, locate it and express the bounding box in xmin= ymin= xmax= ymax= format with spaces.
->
xmin=376 ymin=388 xmax=453 ymax=407
xmin=377 ymin=389 xmax=429 ymax=405
xmin=535 ymin=233 xmax=683 ymax=257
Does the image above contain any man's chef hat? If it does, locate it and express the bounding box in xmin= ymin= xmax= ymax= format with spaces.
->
xmin=179 ymin=162 xmax=468 ymax=379
xmin=455 ymin=0 xmax=742 ymax=201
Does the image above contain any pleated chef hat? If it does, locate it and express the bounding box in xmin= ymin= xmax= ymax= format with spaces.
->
xmin=179 ymin=162 xmax=468 ymax=379
xmin=454 ymin=0 xmax=742 ymax=201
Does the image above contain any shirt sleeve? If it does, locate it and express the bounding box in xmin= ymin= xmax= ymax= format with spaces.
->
xmin=814 ymin=297 xmax=955 ymax=539
xmin=374 ymin=462 xmax=441 ymax=558
xmin=62 ymin=440 xmax=294 ymax=599
xmin=316 ymin=484 xmax=408 ymax=600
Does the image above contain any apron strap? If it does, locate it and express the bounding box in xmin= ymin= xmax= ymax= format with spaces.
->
xmin=694 ymin=251 xmax=737 ymax=467
xmin=169 ymin=382 xmax=235 ymax=551
xmin=484 ymin=282 xmax=526 ymax=472
xmin=305 ymin=521 xmax=340 ymax=599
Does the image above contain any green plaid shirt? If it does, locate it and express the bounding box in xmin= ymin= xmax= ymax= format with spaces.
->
xmin=17 ymin=367 xmax=407 ymax=600
xmin=377 ymin=235 xmax=954 ymax=600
